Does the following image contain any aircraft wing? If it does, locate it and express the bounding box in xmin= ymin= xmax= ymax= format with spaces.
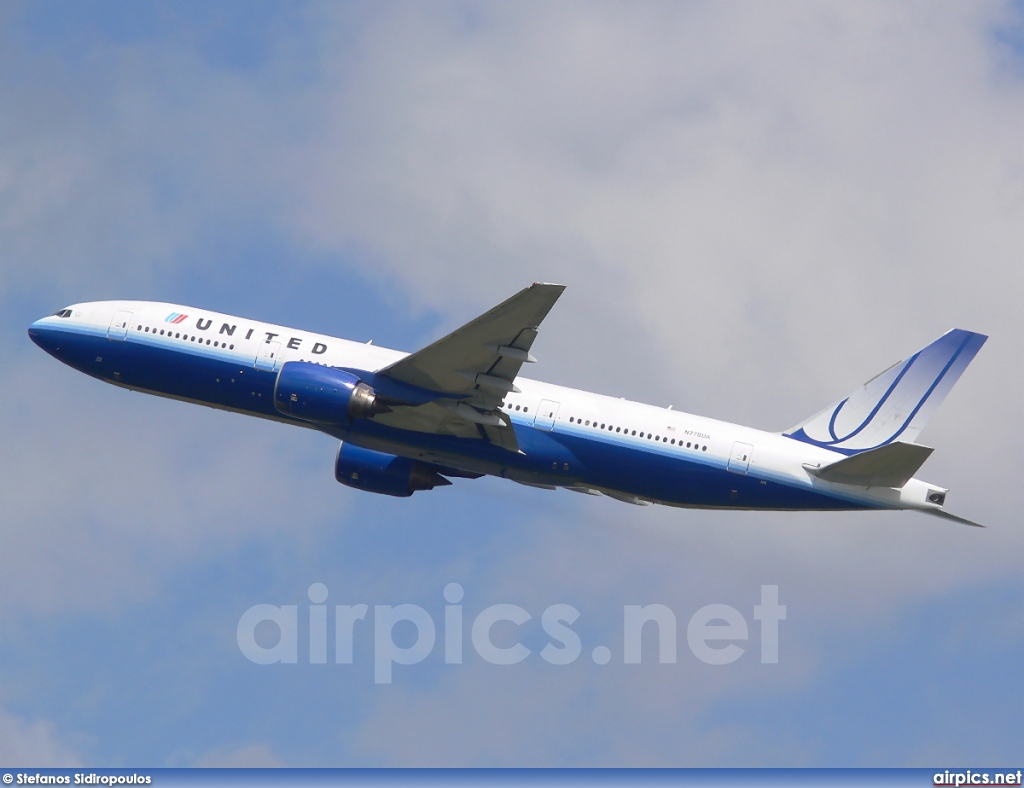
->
xmin=369 ymin=283 xmax=566 ymax=451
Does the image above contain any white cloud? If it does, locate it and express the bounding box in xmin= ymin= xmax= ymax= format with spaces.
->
xmin=3 ymin=1 xmax=1021 ymax=767
xmin=0 ymin=15 xmax=305 ymax=296
xmin=0 ymin=708 xmax=85 ymax=766
xmin=3 ymin=351 xmax=342 ymax=618
xmin=286 ymin=1 xmax=1021 ymax=424
xmin=272 ymin=1 xmax=1023 ymax=601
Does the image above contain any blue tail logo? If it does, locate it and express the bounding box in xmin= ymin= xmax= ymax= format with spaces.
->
xmin=785 ymin=329 xmax=987 ymax=455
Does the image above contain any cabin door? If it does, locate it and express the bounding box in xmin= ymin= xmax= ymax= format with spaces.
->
xmin=727 ymin=441 xmax=754 ymax=475
xmin=255 ymin=340 xmax=282 ymax=372
xmin=107 ymin=310 xmax=133 ymax=341
xmin=533 ymin=400 xmax=560 ymax=431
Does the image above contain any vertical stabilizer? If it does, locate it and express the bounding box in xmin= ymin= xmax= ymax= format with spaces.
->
xmin=785 ymin=329 xmax=987 ymax=455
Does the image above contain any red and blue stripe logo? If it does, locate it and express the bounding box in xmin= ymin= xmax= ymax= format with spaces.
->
xmin=165 ymin=312 xmax=188 ymax=324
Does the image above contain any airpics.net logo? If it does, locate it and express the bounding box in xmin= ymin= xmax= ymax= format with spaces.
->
xmin=236 ymin=583 xmax=786 ymax=684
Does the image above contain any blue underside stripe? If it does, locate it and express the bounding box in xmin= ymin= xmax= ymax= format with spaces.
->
xmin=34 ymin=326 xmax=870 ymax=512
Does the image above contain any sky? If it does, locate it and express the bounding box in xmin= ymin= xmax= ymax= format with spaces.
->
xmin=2 ymin=0 xmax=1022 ymax=768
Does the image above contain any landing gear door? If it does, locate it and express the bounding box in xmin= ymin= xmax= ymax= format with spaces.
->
xmin=107 ymin=310 xmax=133 ymax=341
xmin=727 ymin=441 xmax=754 ymax=475
xmin=534 ymin=399 xmax=560 ymax=431
xmin=255 ymin=341 xmax=281 ymax=372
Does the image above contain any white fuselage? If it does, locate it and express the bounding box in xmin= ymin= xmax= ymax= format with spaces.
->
xmin=29 ymin=300 xmax=951 ymax=516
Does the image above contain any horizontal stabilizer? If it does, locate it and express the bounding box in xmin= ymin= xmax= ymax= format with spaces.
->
xmin=807 ymin=441 xmax=933 ymax=488
xmin=923 ymin=510 xmax=985 ymax=528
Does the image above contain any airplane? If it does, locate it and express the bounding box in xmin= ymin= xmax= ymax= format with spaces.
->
xmin=28 ymin=283 xmax=987 ymax=526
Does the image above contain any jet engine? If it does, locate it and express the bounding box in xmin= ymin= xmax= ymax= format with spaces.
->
xmin=334 ymin=442 xmax=452 ymax=497
xmin=274 ymin=361 xmax=389 ymax=426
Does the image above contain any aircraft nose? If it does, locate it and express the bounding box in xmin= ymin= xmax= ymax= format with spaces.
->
xmin=28 ymin=319 xmax=60 ymax=355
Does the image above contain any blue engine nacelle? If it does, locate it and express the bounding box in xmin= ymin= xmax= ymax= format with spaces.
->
xmin=334 ymin=442 xmax=452 ymax=497
xmin=274 ymin=361 xmax=387 ymax=426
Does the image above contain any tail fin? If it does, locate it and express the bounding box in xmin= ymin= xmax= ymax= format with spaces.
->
xmin=785 ymin=329 xmax=987 ymax=455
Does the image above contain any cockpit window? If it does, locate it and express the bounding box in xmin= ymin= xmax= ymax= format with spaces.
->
xmin=54 ymin=309 xmax=73 ymax=318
